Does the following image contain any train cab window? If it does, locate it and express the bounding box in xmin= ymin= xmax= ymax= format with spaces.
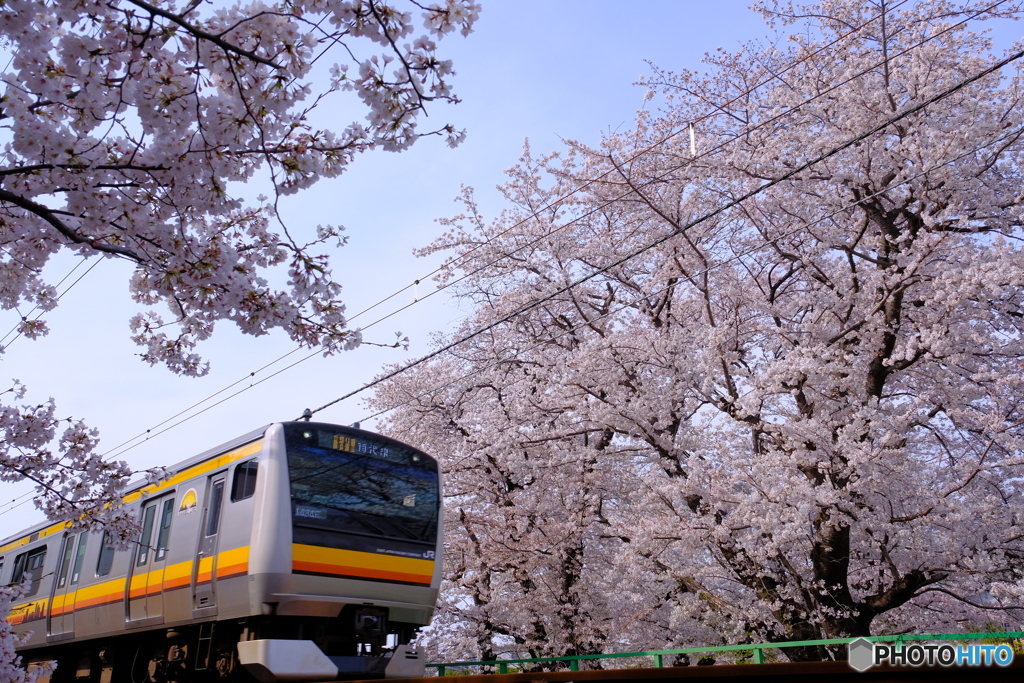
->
xmin=96 ymin=532 xmax=116 ymax=577
xmin=231 ymin=460 xmax=258 ymax=502
xmin=12 ymin=546 xmax=46 ymax=597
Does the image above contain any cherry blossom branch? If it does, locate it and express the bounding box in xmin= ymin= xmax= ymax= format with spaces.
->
xmin=914 ymin=587 xmax=1024 ymax=611
xmin=0 ymin=190 xmax=142 ymax=261
xmin=123 ymin=0 xmax=282 ymax=67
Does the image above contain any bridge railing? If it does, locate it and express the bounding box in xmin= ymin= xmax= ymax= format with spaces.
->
xmin=428 ymin=631 xmax=1024 ymax=676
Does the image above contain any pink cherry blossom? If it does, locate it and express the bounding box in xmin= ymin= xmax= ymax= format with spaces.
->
xmin=371 ymin=0 xmax=1024 ymax=664
xmin=0 ymin=1 xmax=477 ymax=676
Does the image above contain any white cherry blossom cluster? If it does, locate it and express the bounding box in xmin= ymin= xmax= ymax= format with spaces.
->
xmin=0 ymin=0 xmax=476 ymax=674
xmin=0 ymin=580 xmax=54 ymax=683
xmin=372 ymin=0 xmax=1024 ymax=663
xmin=0 ymin=0 xmax=477 ymax=373
xmin=0 ymin=381 xmax=158 ymax=537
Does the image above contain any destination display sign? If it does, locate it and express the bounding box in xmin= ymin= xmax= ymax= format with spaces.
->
xmin=317 ymin=431 xmax=411 ymax=462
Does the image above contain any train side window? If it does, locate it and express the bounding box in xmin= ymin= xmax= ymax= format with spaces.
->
xmin=12 ymin=546 xmax=46 ymax=597
xmin=70 ymin=534 xmax=87 ymax=585
xmin=0 ymin=556 xmax=4 ymax=582
xmin=136 ymin=505 xmax=157 ymax=567
xmin=206 ymin=480 xmax=225 ymax=537
xmin=155 ymin=498 xmax=174 ymax=562
xmin=231 ymin=460 xmax=258 ymax=502
xmin=96 ymin=532 xmax=116 ymax=577
xmin=56 ymin=535 xmax=76 ymax=589
xmin=11 ymin=553 xmax=25 ymax=587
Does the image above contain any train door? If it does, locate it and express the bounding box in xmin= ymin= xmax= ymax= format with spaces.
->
xmin=128 ymin=494 xmax=175 ymax=625
xmin=193 ymin=473 xmax=226 ymax=614
xmin=47 ymin=532 xmax=84 ymax=640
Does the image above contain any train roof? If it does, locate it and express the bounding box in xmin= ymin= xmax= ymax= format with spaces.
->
xmin=0 ymin=421 xmax=434 ymax=553
xmin=119 ymin=423 xmax=272 ymax=492
xmin=0 ymin=423 xmax=272 ymax=553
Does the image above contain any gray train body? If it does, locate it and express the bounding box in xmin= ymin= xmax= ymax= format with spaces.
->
xmin=2 ymin=422 xmax=442 ymax=682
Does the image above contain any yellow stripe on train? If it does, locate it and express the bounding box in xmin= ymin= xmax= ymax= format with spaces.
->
xmin=0 ymin=440 xmax=262 ymax=555
xmin=124 ymin=441 xmax=262 ymax=504
xmin=6 ymin=545 xmax=248 ymax=623
xmin=291 ymin=544 xmax=434 ymax=585
xmin=216 ymin=545 xmax=249 ymax=579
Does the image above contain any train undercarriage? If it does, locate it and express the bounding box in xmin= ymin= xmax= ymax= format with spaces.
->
xmin=30 ymin=611 xmax=424 ymax=683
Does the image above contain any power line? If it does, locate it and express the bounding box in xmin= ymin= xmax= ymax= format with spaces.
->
xmin=302 ymin=43 xmax=1024 ymax=422
xmin=105 ymin=0 xmax=971 ymax=446
xmin=97 ymin=0 xmax=1021 ymax=451
xmin=311 ymin=0 xmax=1010 ymax=340
xmin=340 ymin=0 xmax=918 ymax=325
xmin=355 ymin=123 xmax=1024 ymax=424
xmin=82 ymin=0 xmax=917 ymax=464
xmin=0 ymin=257 xmax=98 ymax=348
xmin=0 ymin=0 xmax=1005 ymax=518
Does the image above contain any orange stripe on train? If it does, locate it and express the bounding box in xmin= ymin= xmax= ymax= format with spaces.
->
xmin=6 ymin=551 xmax=242 ymax=626
xmin=216 ymin=561 xmax=248 ymax=580
xmin=290 ymin=543 xmax=434 ymax=586
xmin=163 ymin=574 xmax=191 ymax=591
xmin=73 ymin=591 xmax=123 ymax=610
xmin=292 ymin=560 xmax=431 ymax=585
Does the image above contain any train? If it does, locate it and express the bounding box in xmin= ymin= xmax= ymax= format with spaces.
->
xmin=2 ymin=421 xmax=443 ymax=682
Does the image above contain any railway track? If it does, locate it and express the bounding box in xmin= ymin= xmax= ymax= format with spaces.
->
xmin=341 ymin=658 xmax=1024 ymax=682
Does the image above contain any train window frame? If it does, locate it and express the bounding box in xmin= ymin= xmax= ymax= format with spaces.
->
xmin=11 ymin=553 xmax=24 ymax=588
xmin=136 ymin=504 xmax=157 ymax=567
xmin=206 ymin=480 xmax=225 ymax=537
xmin=12 ymin=545 xmax=47 ymax=597
xmin=56 ymin=535 xmax=76 ymax=589
xmin=70 ymin=534 xmax=87 ymax=585
xmin=231 ymin=459 xmax=258 ymax=502
xmin=155 ymin=497 xmax=174 ymax=562
xmin=96 ymin=531 xmax=116 ymax=577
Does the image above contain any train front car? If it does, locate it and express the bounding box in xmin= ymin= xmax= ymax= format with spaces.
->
xmin=239 ymin=422 xmax=442 ymax=681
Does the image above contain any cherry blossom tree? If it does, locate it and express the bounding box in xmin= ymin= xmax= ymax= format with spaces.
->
xmin=0 ymin=0 xmax=477 ymax=676
xmin=371 ymin=0 xmax=1024 ymax=663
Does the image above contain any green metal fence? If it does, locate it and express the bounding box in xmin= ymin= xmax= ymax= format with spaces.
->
xmin=428 ymin=631 xmax=1024 ymax=676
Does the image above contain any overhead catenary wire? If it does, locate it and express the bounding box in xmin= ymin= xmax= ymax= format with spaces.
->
xmin=83 ymin=0 xmax=931 ymax=463
xmin=302 ymin=43 xmax=1024 ymax=422
xmin=93 ymin=0 xmax=1024 ymax=442
xmin=354 ymin=123 xmax=1024 ymax=424
xmin=0 ymin=257 xmax=100 ymax=349
xmin=4 ymin=67 xmax=1014 ymax=519
xmin=0 ymin=1 xmax=1007 ymax=517
xmin=335 ymin=0 xmax=919 ymax=324
xmin=330 ymin=0 xmax=1006 ymax=337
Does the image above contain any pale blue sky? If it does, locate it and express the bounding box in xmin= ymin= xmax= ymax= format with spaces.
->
xmin=0 ymin=1 xmax=1018 ymax=526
